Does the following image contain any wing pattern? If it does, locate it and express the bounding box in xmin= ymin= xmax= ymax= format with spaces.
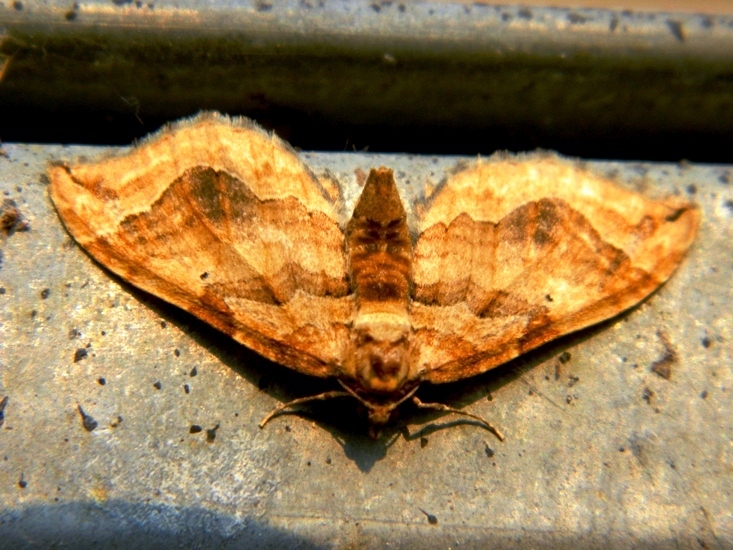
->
xmin=50 ymin=113 xmax=351 ymax=376
xmin=412 ymin=154 xmax=699 ymax=383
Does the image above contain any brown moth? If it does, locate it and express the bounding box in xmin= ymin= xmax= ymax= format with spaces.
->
xmin=48 ymin=112 xmax=699 ymax=440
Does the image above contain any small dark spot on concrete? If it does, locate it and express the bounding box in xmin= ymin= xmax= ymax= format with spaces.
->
xmin=110 ymin=415 xmax=123 ymax=427
xmin=65 ymin=2 xmax=79 ymax=20
xmin=285 ymin=425 xmax=291 ymax=432
xmin=420 ymin=436 xmax=428 ymax=448
xmin=559 ymin=351 xmax=572 ymax=364
xmin=12 ymin=1 xmax=23 ymax=10
xmin=419 ymin=508 xmax=438 ymax=525
xmin=651 ymin=357 xmax=673 ymax=379
xmin=200 ymin=272 xmax=209 ymax=280
xmin=700 ymin=389 xmax=708 ymax=399
xmin=97 ymin=377 xmax=106 ymax=386
xmin=0 ymin=287 xmax=5 ymax=295
xmin=668 ymin=460 xmax=676 ymax=469
xmin=30 ymin=310 xmax=37 ymax=319
xmin=666 ymin=19 xmax=685 ymax=42
xmin=68 ymin=328 xmax=80 ymax=339
xmin=566 ymin=395 xmax=573 ymax=404
xmin=702 ymin=336 xmax=712 ymax=349
xmin=18 ymin=474 xmax=27 ymax=489
xmin=567 ymin=375 xmax=579 ymax=387
xmin=153 ymin=381 xmax=162 ymax=390
xmin=545 ymin=294 xmax=553 ymax=302
xmin=398 ymin=3 xmax=405 ymax=12
xmin=255 ymin=0 xmax=272 ymax=10
xmin=77 ymin=404 xmax=98 ymax=432
xmin=484 ymin=443 xmax=494 ymax=458
xmin=651 ymin=332 xmax=676 ymax=380
xmin=642 ymin=387 xmax=654 ymax=404
xmin=701 ymin=16 xmax=714 ymax=28
xmin=206 ymin=423 xmax=220 ymax=442
xmin=567 ymin=12 xmax=588 ymax=24
xmin=306 ymin=461 xmax=311 ymax=466
xmin=326 ymin=456 xmax=332 ymax=464
xmin=719 ymin=173 xmax=729 ymax=184
xmin=486 ymin=393 xmax=493 ymax=401
xmin=686 ymin=184 xmax=697 ymax=195
xmin=73 ymin=348 xmax=88 ymax=362
xmin=190 ymin=367 xmax=198 ymax=377
xmin=183 ymin=384 xmax=190 ymax=394
xmin=160 ymin=321 xmax=167 ymax=328
xmin=609 ymin=16 xmax=619 ymax=32
xmin=189 ymin=425 xmax=202 ymax=434
xmin=0 ymin=395 xmax=8 ymax=428
xmin=724 ymin=200 xmax=733 ymax=214
xmin=517 ymin=7 xmax=532 ymax=19
xmin=619 ymin=447 xmax=625 ymax=452
xmin=501 ymin=12 xmax=511 ymax=22
xmin=370 ymin=2 xmax=380 ymax=11
xmin=528 ymin=389 xmax=534 ymax=396
xmin=1 ymin=199 xmax=29 ymax=234
xmin=174 ymin=348 xmax=180 ymax=357
xmin=112 ymin=0 xmax=132 ymax=5
xmin=40 ymin=288 xmax=50 ymax=299
xmin=101 ymin=331 xmax=106 ymax=336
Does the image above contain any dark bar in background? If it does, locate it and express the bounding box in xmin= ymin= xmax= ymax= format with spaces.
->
xmin=1 ymin=1 xmax=732 ymax=160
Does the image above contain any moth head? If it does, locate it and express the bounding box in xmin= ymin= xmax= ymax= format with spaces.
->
xmin=337 ymin=379 xmax=419 ymax=437
xmin=348 ymin=314 xmax=413 ymax=395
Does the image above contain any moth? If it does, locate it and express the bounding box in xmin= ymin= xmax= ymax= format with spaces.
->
xmin=49 ymin=113 xmax=699 ymax=440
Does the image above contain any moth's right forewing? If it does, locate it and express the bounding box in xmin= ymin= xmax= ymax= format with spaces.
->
xmin=411 ymin=154 xmax=699 ymax=384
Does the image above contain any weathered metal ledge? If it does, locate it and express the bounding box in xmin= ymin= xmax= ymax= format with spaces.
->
xmin=0 ymin=143 xmax=731 ymax=548
xmin=1 ymin=0 xmax=733 ymax=159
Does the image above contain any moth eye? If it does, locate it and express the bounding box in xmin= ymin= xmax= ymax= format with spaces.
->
xmin=358 ymin=334 xmax=374 ymax=345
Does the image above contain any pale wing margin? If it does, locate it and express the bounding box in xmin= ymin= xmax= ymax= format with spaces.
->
xmin=49 ymin=113 xmax=352 ymax=377
xmin=411 ymin=153 xmax=699 ymax=384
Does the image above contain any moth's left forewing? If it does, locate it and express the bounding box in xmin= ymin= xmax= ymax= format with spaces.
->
xmin=411 ymin=153 xmax=699 ymax=384
xmin=49 ymin=114 xmax=353 ymax=378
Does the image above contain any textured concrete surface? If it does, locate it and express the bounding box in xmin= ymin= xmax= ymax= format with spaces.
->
xmin=0 ymin=143 xmax=731 ymax=548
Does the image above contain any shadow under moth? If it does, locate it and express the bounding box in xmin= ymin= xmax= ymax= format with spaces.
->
xmin=49 ymin=113 xmax=699 ymax=440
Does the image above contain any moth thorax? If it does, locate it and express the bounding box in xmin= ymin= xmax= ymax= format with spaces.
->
xmin=350 ymin=313 xmax=412 ymax=394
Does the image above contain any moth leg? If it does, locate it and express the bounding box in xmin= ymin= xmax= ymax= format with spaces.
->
xmin=412 ymin=396 xmax=505 ymax=441
xmin=259 ymin=391 xmax=352 ymax=428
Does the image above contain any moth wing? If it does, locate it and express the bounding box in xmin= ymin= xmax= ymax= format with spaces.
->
xmin=49 ymin=113 xmax=351 ymax=377
xmin=412 ymin=153 xmax=699 ymax=383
